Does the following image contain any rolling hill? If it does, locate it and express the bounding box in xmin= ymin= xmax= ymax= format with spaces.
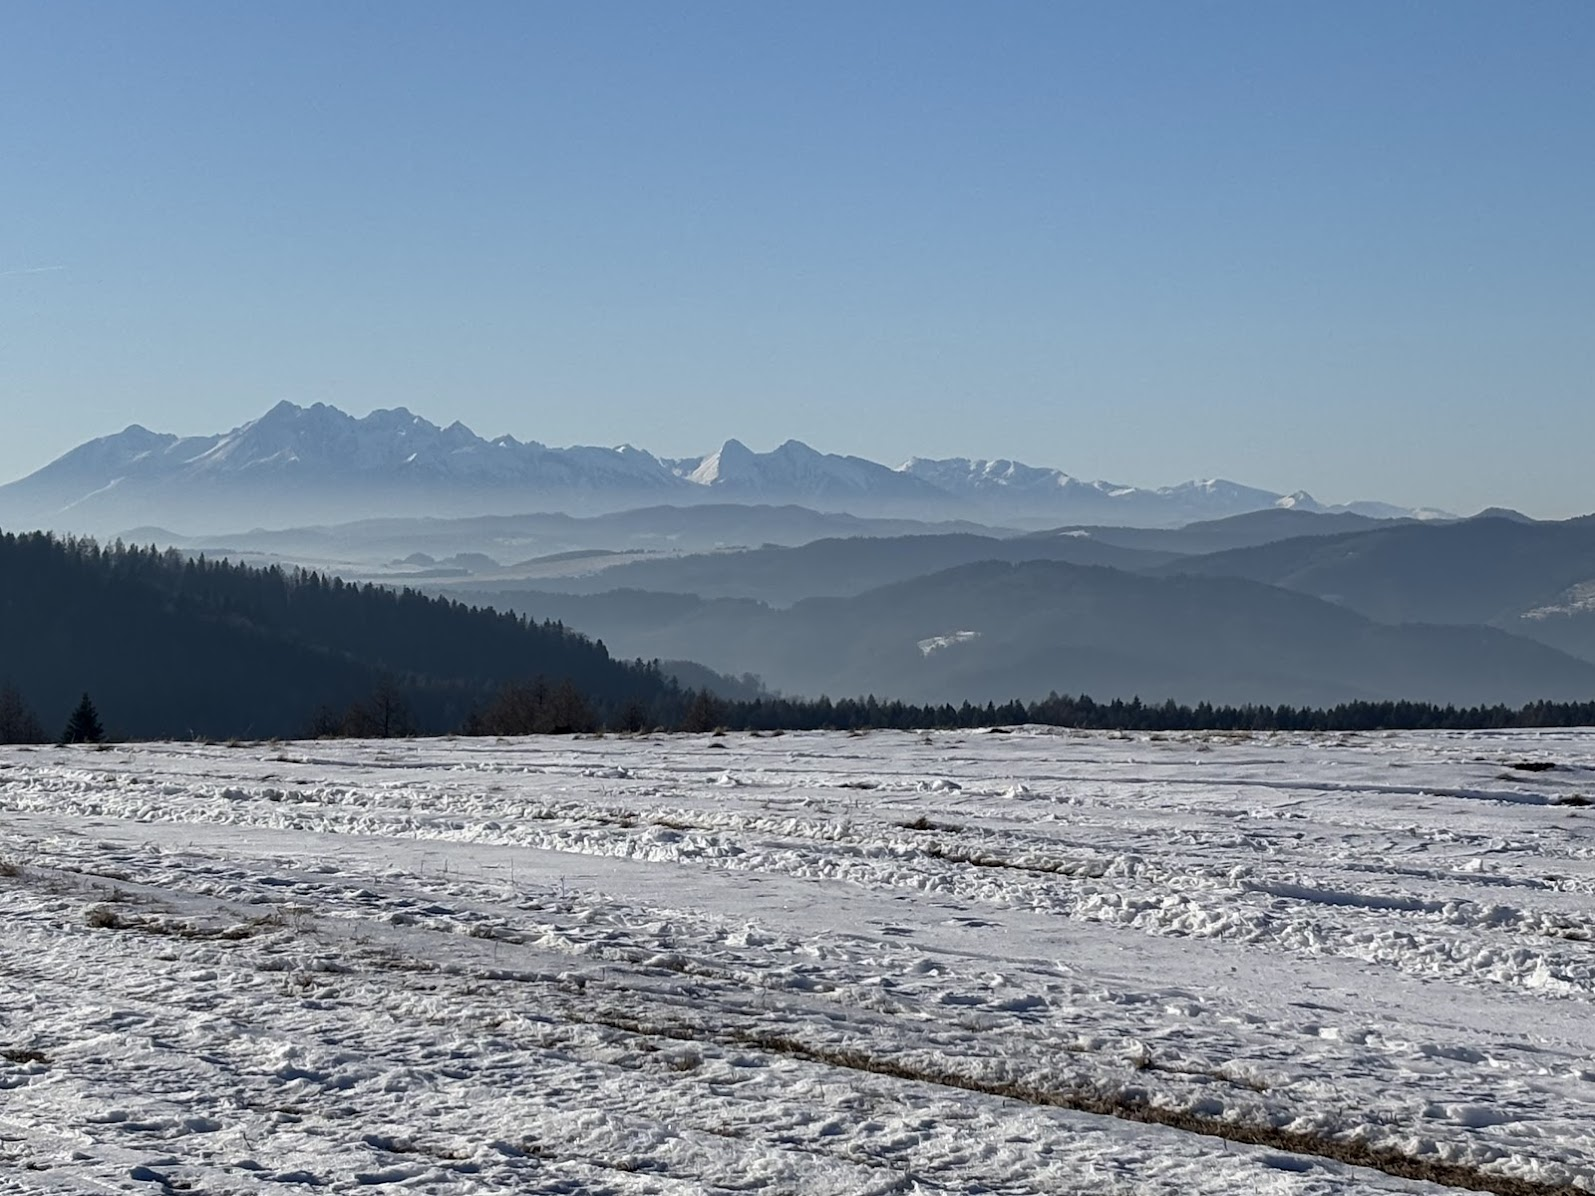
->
xmin=515 ymin=531 xmax=1176 ymax=605
xmin=1156 ymin=514 xmax=1595 ymax=660
xmin=460 ymin=559 xmax=1595 ymax=707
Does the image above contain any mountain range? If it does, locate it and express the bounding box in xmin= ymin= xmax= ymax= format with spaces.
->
xmin=1152 ymin=514 xmax=1595 ymax=663
xmin=0 ymin=401 xmax=1446 ymax=534
xmin=494 ymin=509 xmax=1405 ymax=605
xmin=456 ymin=558 xmax=1595 ymax=709
xmin=445 ymin=512 xmax=1595 ymax=706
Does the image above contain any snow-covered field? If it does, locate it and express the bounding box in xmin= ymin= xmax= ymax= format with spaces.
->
xmin=4 ymin=728 xmax=1595 ymax=1195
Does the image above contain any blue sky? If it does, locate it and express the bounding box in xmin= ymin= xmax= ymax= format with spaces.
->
xmin=2 ymin=2 xmax=1592 ymax=515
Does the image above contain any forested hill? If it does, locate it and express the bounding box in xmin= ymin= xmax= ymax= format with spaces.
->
xmin=0 ymin=531 xmax=682 ymax=739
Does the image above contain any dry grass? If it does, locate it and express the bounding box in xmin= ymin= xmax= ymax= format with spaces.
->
xmin=894 ymin=815 xmax=964 ymax=834
xmin=84 ymin=903 xmax=284 ymax=940
xmin=575 ymin=1009 xmax=1579 ymax=1196
xmin=84 ymin=903 xmax=127 ymax=929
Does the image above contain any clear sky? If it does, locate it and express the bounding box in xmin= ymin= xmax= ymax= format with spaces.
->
xmin=2 ymin=2 xmax=1592 ymax=515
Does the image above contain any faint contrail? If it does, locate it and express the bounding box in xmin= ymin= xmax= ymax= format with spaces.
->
xmin=0 ymin=265 xmax=67 ymax=278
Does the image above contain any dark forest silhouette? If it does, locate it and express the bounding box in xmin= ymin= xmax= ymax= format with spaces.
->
xmin=0 ymin=531 xmax=686 ymax=739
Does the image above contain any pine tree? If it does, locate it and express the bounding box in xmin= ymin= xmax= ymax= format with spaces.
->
xmin=62 ymin=693 xmax=106 ymax=744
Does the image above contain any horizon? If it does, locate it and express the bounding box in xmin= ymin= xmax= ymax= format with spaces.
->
xmin=3 ymin=3 xmax=1592 ymax=518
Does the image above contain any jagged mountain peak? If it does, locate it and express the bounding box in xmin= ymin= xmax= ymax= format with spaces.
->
xmin=686 ymin=439 xmax=754 ymax=485
xmin=772 ymin=438 xmax=820 ymax=456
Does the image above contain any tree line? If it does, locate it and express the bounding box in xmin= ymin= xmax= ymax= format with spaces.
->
xmin=698 ymin=692 xmax=1595 ymax=733
xmin=8 ymin=678 xmax=1595 ymax=745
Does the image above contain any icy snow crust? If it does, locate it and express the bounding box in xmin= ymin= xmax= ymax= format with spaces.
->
xmin=3 ymin=728 xmax=1595 ymax=1194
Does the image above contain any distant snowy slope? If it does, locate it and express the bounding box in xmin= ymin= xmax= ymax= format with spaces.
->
xmin=677 ymin=438 xmax=945 ymax=502
xmin=900 ymin=455 xmax=1096 ymax=496
xmin=0 ymin=402 xmax=690 ymax=531
xmin=901 ymin=458 xmax=1282 ymax=514
xmin=9 ymin=424 xmax=223 ymax=512
xmin=904 ymin=459 xmax=1442 ymax=526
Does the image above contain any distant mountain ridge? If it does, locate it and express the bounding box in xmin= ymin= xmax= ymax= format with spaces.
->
xmin=1154 ymin=513 xmax=1595 ymax=664
xmin=0 ymin=400 xmax=1446 ymax=534
xmin=457 ymin=558 xmax=1595 ymax=708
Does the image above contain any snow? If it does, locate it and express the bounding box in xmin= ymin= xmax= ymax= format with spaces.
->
xmin=8 ymin=401 xmax=1449 ymax=529
xmin=897 ymin=457 xmax=1083 ymax=494
xmin=4 ymin=728 xmax=1595 ymax=1193
xmin=1276 ymin=491 xmax=1327 ymax=512
xmin=917 ymin=630 xmax=983 ymax=656
xmin=686 ymin=439 xmax=752 ymax=486
xmin=1523 ymin=582 xmax=1595 ymax=620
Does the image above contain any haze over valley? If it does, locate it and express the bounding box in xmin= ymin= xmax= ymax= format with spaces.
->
xmin=2 ymin=402 xmax=1593 ymax=716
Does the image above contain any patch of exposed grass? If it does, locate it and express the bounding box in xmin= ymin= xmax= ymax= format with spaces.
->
xmin=84 ymin=903 xmax=127 ymax=929
xmin=84 ymin=903 xmax=284 ymax=940
xmin=895 ymin=815 xmax=964 ymax=834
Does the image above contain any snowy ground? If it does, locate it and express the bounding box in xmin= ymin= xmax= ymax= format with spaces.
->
xmin=4 ymin=728 xmax=1595 ymax=1195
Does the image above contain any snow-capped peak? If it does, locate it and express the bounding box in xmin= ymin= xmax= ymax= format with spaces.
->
xmin=688 ymin=439 xmax=757 ymax=485
xmin=1275 ymin=491 xmax=1327 ymax=512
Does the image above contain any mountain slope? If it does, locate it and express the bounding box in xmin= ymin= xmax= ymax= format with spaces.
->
xmin=515 ymin=532 xmax=1177 ymax=605
xmin=459 ymin=560 xmax=1595 ymax=707
xmin=1023 ymin=508 xmax=1401 ymax=557
xmin=0 ymin=403 xmax=688 ymax=531
xmin=1156 ymin=516 xmax=1595 ymax=655
xmin=0 ymin=532 xmax=682 ymax=739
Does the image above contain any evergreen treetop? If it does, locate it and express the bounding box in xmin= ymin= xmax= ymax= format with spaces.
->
xmin=62 ymin=692 xmax=106 ymax=744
